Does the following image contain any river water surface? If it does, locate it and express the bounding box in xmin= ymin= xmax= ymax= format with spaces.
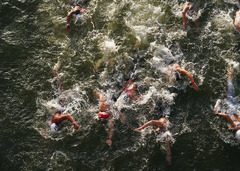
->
xmin=1 ymin=0 xmax=240 ymax=170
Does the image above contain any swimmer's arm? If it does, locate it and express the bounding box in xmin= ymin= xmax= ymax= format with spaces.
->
xmin=106 ymin=115 xmax=114 ymax=146
xmin=134 ymin=120 xmax=158 ymax=131
xmin=178 ymin=68 xmax=198 ymax=90
xmin=215 ymin=112 xmax=228 ymax=117
xmin=97 ymin=93 xmax=105 ymax=102
xmin=177 ymin=68 xmax=193 ymax=82
xmin=215 ymin=113 xmax=236 ymax=129
xmin=182 ymin=5 xmax=189 ymax=30
xmin=54 ymin=114 xmax=79 ymax=129
xmin=67 ymin=11 xmax=77 ymax=24
xmin=53 ymin=114 xmax=74 ymax=123
xmin=182 ymin=5 xmax=189 ymax=23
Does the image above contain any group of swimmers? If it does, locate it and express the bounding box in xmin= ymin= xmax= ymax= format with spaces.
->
xmin=182 ymin=0 xmax=240 ymax=140
xmin=48 ymin=0 xmax=240 ymax=166
xmin=65 ymin=0 xmax=240 ymax=33
xmin=49 ymin=59 xmax=199 ymax=165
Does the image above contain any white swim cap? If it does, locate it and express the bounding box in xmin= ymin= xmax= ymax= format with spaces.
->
xmin=122 ymin=93 xmax=129 ymax=103
xmin=50 ymin=123 xmax=58 ymax=132
xmin=214 ymin=99 xmax=221 ymax=109
xmin=75 ymin=14 xmax=83 ymax=23
xmin=235 ymin=130 xmax=240 ymax=141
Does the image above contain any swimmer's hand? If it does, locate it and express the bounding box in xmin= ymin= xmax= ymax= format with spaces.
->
xmin=73 ymin=122 xmax=80 ymax=130
xmin=66 ymin=24 xmax=71 ymax=33
xmin=134 ymin=127 xmax=141 ymax=132
xmin=192 ymin=82 xmax=198 ymax=91
xmin=106 ymin=139 xmax=112 ymax=146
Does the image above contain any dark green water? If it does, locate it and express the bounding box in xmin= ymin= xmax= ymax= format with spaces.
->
xmin=1 ymin=0 xmax=240 ymax=170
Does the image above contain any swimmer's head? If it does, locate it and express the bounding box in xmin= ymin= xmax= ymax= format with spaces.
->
xmin=175 ymin=72 xmax=181 ymax=81
xmin=159 ymin=118 xmax=167 ymax=123
xmin=236 ymin=130 xmax=240 ymax=141
xmin=75 ymin=14 xmax=83 ymax=23
xmin=127 ymin=82 xmax=137 ymax=90
xmin=50 ymin=123 xmax=58 ymax=132
xmin=98 ymin=112 xmax=109 ymax=120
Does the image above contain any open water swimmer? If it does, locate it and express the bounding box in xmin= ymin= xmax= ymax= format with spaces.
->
xmin=66 ymin=0 xmax=84 ymax=33
xmin=168 ymin=63 xmax=198 ymax=91
xmin=135 ymin=117 xmax=172 ymax=165
xmin=182 ymin=0 xmax=200 ymax=30
xmin=114 ymin=80 xmax=142 ymax=124
xmin=3 ymin=0 xmax=240 ymax=170
xmin=213 ymin=67 xmax=240 ymax=141
xmin=95 ymin=93 xmax=114 ymax=146
xmin=50 ymin=62 xmax=80 ymax=132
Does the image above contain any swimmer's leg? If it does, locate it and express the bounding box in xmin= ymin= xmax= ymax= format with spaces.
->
xmin=119 ymin=112 xmax=125 ymax=124
xmin=165 ymin=140 xmax=171 ymax=165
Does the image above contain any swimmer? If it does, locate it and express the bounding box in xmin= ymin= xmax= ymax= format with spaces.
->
xmin=182 ymin=0 xmax=200 ymax=30
xmin=118 ymin=80 xmax=142 ymax=101
xmin=51 ymin=111 xmax=80 ymax=132
xmin=234 ymin=10 xmax=240 ymax=33
xmin=169 ymin=63 xmax=198 ymax=91
xmin=66 ymin=0 xmax=84 ymax=33
xmin=134 ymin=118 xmax=171 ymax=165
xmin=114 ymin=80 xmax=142 ymax=124
xmin=50 ymin=62 xmax=80 ymax=132
xmin=96 ymin=93 xmax=114 ymax=146
xmin=213 ymin=67 xmax=240 ymax=141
